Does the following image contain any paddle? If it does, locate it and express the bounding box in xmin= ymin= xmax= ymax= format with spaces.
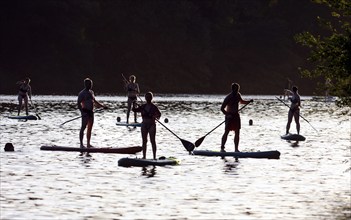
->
xmin=194 ymin=102 xmax=251 ymax=148
xmin=30 ymin=99 xmax=41 ymax=120
xmin=60 ymin=108 xmax=104 ymax=126
xmin=121 ymin=73 xmax=129 ymax=86
xmin=133 ymin=93 xmax=195 ymax=152
xmin=275 ymin=96 xmax=319 ymax=133
xmin=156 ymin=118 xmax=195 ymax=152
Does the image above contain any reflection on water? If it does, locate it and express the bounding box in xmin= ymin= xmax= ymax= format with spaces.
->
xmin=0 ymin=95 xmax=350 ymax=219
xmin=141 ymin=167 xmax=157 ymax=178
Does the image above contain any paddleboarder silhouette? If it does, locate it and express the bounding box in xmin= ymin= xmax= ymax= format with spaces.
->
xmin=220 ymin=83 xmax=253 ymax=152
xmin=77 ymin=78 xmax=107 ymax=156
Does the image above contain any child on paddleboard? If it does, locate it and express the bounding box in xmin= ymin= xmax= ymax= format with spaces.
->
xmin=132 ymin=92 xmax=161 ymax=159
xmin=77 ymin=78 xmax=107 ymax=156
xmin=220 ymin=83 xmax=253 ymax=152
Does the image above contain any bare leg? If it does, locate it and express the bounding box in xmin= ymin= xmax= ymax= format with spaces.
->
xmin=24 ymin=96 xmax=29 ymax=116
xmin=294 ymin=111 xmax=300 ymax=134
xmin=221 ymin=129 xmax=230 ymax=151
xmin=286 ymin=110 xmax=293 ymax=134
xmin=234 ymin=130 xmax=240 ymax=152
xmin=141 ymin=126 xmax=148 ymax=159
xmin=134 ymin=111 xmax=137 ymax=123
xmin=127 ymin=99 xmax=132 ymax=123
xmin=87 ymin=118 xmax=94 ymax=147
xmin=149 ymin=125 xmax=157 ymax=160
xmin=79 ymin=115 xmax=88 ymax=156
xmin=18 ymin=96 xmax=23 ymax=116
xmin=79 ymin=115 xmax=88 ymax=147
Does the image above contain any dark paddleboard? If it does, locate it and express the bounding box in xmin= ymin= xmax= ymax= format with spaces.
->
xmin=40 ymin=145 xmax=142 ymax=154
xmin=8 ymin=115 xmax=38 ymax=120
xmin=118 ymin=157 xmax=179 ymax=167
xmin=116 ymin=122 xmax=142 ymax=127
xmin=281 ymin=134 xmax=306 ymax=141
xmin=192 ymin=150 xmax=280 ymax=159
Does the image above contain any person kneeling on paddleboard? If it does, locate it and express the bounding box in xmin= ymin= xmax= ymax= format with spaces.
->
xmin=132 ymin=92 xmax=161 ymax=160
xmin=78 ymin=78 xmax=107 ymax=156
xmin=220 ymin=83 xmax=252 ymax=152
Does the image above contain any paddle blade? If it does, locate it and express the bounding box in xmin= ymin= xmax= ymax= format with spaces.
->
xmin=181 ymin=139 xmax=195 ymax=152
xmin=195 ymin=136 xmax=205 ymax=147
xmin=36 ymin=114 xmax=41 ymax=120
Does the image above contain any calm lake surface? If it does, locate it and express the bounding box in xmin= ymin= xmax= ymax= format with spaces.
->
xmin=1 ymin=94 xmax=350 ymax=220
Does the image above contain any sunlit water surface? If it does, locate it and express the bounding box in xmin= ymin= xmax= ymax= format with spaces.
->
xmin=1 ymin=94 xmax=350 ymax=220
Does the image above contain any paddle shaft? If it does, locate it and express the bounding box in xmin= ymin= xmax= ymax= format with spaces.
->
xmin=275 ymin=96 xmax=318 ymax=132
xmin=30 ymin=99 xmax=41 ymax=120
xmin=121 ymin=73 xmax=129 ymax=85
xmin=155 ymin=118 xmax=182 ymax=140
xmin=60 ymin=109 xmax=104 ymax=126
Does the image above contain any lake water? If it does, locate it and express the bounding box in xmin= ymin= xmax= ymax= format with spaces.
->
xmin=1 ymin=94 xmax=350 ymax=220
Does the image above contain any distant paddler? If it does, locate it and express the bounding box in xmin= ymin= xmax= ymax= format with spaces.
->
xmin=123 ymin=74 xmax=140 ymax=124
xmin=284 ymin=86 xmax=301 ymax=135
xmin=16 ymin=77 xmax=32 ymax=116
xmin=78 ymin=78 xmax=107 ymax=156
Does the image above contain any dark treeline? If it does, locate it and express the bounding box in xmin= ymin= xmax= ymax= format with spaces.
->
xmin=0 ymin=0 xmax=329 ymax=95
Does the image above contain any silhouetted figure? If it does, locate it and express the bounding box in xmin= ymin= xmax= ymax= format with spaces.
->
xmin=78 ymin=78 xmax=106 ymax=156
xmin=133 ymin=92 xmax=161 ymax=159
xmin=221 ymin=83 xmax=253 ymax=152
xmin=125 ymin=75 xmax=140 ymax=124
xmin=285 ymin=86 xmax=301 ymax=134
xmin=16 ymin=77 xmax=32 ymax=116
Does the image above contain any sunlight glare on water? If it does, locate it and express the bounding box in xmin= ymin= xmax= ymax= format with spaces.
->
xmin=0 ymin=94 xmax=350 ymax=219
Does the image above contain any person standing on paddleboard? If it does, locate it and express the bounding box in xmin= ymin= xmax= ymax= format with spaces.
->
xmin=220 ymin=83 xmax=252 ymax=152
xmin=132 ymin=92 xmax=161 ymax=160
xmin=16 ymin=77 xmax=32 ymax=116
xmin=124 ymin=75 xmax=140 ymax=124
xmin=285 ymin=86 xmax=301 ymax=135
xmin=78 ymin=78 xmax=106 ymax=155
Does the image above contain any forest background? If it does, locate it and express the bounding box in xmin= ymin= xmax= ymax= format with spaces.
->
xmin=0 ymin=0 xmax=331 ymax=95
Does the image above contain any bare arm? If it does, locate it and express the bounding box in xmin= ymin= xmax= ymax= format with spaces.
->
xmin=77 ymin=95 xmax=83 ymax=111
xmin=28 ymin=85 xmax=32 ymax=100
xmin=284 ymin=89 xmax=293 ymax=95
xmin=94 ymin=99 xmax=106 ymax=109
xmin=136 ymin=83 xmax=140 ymax=94
xmin=240 ymin=99 xmax=251 ymax=105
xmin=153 ymin=105 xmax=161 ymax=120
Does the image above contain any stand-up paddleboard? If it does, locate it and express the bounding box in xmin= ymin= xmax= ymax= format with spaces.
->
xmin=281 ymin=134 xmax=306 ymax=141
xmin=40 ymin=145 xmax=142 ymax=154
xmin=118 ymin=157 xmax=179 ymax=167
xmin=116 ymin=122 xmax=142 ymax=127
xmin=8 ymin=115 xmax=38 ymax=120
xmin=192 ymin=150 xmax=280 ymax=159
